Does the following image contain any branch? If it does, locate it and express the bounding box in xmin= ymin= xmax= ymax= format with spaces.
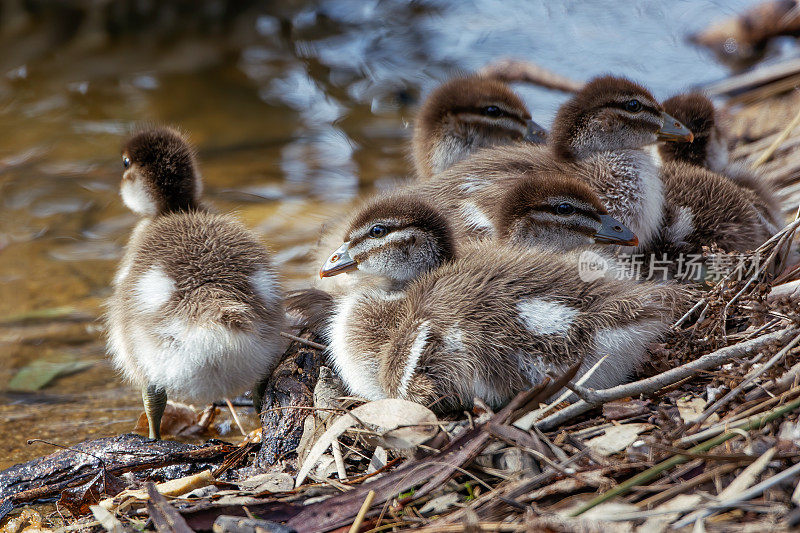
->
xmin=536 ymin=327 xmax=798 ymax=431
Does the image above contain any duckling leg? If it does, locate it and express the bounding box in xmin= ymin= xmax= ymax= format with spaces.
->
xmin=142 ymin=384 xmax=167 ymax=440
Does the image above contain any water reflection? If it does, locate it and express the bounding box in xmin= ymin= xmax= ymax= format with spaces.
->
xmin=0 ymin=0 xmax=772 ymax=466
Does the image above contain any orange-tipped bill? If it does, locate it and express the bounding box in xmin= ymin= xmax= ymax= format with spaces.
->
xmin=594 ymin=215 xmax=639 ymax=246
xmin=320 ymin=242 xmax=358 ymax=278
xmin=657 ymin=112 xmax=694 ymax=143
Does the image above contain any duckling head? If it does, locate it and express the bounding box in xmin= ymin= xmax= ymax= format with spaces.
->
xmin=659 ymin=92 xmax=728 ymax=171
xmin=495 ymin=170 xmax=639 ymax=249
xmin=412 ymin=75 xmax=544 ymax=179
xmin=120 ymin=127 xmax=201 ymax=216
xmin=549 ymin=75 xmax=694 ymax=161
xmin=320 ymin=194 xmax=455 ymax=284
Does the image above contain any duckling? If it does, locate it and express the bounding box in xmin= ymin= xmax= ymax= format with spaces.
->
xmin=319 ymin=194 xmax=683 ymax=412
xmin=655 ymin=161 xmax=778 ymax=259
xmin=658 ymin=92 xmax=782 ymax=233
xmin=411 ymin=74 xmax=546 ymax=180
xmin=417 ymin=150 xmax=639 ymax=249
xmin=106 ymin=127 xmax=285 ymax=440
xmin=547 ymin=75 xmax=693 ymax=249
xmin=417 ymin=76 xmax=693 ymax=249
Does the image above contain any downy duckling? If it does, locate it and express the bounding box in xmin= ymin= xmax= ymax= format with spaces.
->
xmin=421 ymin=151 xmax=639 ymax=249
xmin=655 ymin=161 xmax=778 ymax=258
xmin=417 ymin=76 xmax=694 ymax=249
xmin=411 ymin=74 xmax=546 ymax=180
xmin=106 ymin=127 xmax=285 ymax=440
xmin=547 ymin=75 xmax=693 ymax=249
xmin=319 ymin=194 xmax=683 ymax=412
xmin=658 ymin=92 xmax=782 ymax=233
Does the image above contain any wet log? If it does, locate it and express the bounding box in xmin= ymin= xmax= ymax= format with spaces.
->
xmin=0 ymin=434 xmax=233 ymax=512
xmin=254 ymin=345 xmax=325 ymax=471
xmin=691 ymin=0 xmax=800 ymax=67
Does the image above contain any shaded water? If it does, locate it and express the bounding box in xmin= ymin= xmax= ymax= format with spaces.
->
xmin=0 ymin=0 xmax=767 ymax=468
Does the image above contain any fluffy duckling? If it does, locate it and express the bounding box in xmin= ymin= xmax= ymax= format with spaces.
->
xmin=547 ymin=76 xmax=693 ymax=249
xmin=659 ymin=92 xmax=782 ymax=233
xmin=655 ymin=161 xmax=778 ymax=258
xmin=319 ymin=194 xmax=683 ymax=412
xmin=416 ymin=150 xmax=639 ymax=249
xmin=411 ymin=74 xmax=546 ymax=180
xmin=106 ymin=127 xmax=285 ymax=440
xmin=417 ymin=76 xmax=693 ymax=249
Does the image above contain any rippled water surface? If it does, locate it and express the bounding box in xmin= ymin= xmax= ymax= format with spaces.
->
xmin=0 ymin=0 xmax=765 ymax=467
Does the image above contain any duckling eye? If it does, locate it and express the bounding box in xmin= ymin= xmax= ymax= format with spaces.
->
xmin=624 ymin=99 xmax=643 ymax=113
xmin=368 ymin=224 xmax=388 ymax=238
xmin=482 ymin=106 xmax=503 ymax=118
xmin=555 ymin=202 xmax=575 ymax=215
xmin=122 ymin=156 xmax=131 ymax=169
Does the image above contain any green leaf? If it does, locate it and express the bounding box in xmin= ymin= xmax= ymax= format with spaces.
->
xmin=8 ymin=358 xmax=93 ymax=391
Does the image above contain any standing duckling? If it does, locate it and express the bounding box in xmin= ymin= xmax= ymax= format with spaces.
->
xmin=318 ymin=194 xmax=681 ymax=412
xmin=411 ymin=74 xmax=546 ymax=180
xmin=106 ymin=127 xmax=285 ymax=440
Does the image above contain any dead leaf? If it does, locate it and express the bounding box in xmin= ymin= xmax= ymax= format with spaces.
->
xmin=58 ymin=470 xmax=126 ymax=517
xmin=638 ymin=494 xmax=702 ymax=533
xmin=295 ymin=398 xmax=438 ymax=487
xmin=238 ymin=473 xmax=293 ymax=494
xmin=419 ymin=492 xmax=460 ymax=515
xmin=585 ymin=423 xmax=653 ymax=456
xmin=523 ymin=471 xmax=613 ymax=501
xmin=91 ymin=505 xmax=126 ymax=533
xmin=676 ymin=397 xmax=719 ymax=427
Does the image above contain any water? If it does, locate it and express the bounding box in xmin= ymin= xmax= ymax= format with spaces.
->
xmin=0 ymin=0 xmax=767 ymax=468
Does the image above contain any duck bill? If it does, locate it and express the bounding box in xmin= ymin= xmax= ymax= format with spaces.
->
xmin=523 ymin=118 xmax=547 ymax=143
xmin=320 ymin=242 xmax=358 ymax=278
xmin=594 ymin=215 xmax=639 ymax=246
xmin=657 ymin=112 xmax=694 ymax=143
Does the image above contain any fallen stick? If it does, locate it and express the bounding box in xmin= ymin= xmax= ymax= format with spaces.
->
xmin=672 ymin=459 xmax=800 ymax=528
xmin=146 ymin=482 xmax=195 ymax=533
xmin=536 ymin=327 xmax=797 ymax=431
xmin=570 ymin=395 xmax=800 ymax=516
xmin=689 ymin=330 xmax=800 ymax=430
xmin=752 ymin=105 xmax=800 ymax=168
xmin=477 ymin=58 xmax=585 ymax=93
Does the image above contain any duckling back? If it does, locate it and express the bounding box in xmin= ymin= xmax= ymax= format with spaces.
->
xmin=327 ymin=244 xmax=685 ymax=413
xmin=106 ymin=210 xmax=285 ymax=404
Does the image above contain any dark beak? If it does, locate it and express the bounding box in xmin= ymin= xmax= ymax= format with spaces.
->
xmin=658 ymin=112 xmax=694 ymax=143
xmin=594 ymin=215 xmax=639 ymax=246
xmin=523 ymin=119 xmax=547 ymax=143
xmin=320 ymin=242 xmax=358 ymax=278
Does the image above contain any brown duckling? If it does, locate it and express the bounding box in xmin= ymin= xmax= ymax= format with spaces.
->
xmin=411 ymin=74 xmax=546 ymax=180
xmin=106 ymin=127 xmax=285 ymax=440
xmin=655 ymin=161 xmax=778 ymax=259
xmin=416 ymin=149 xmax=639 ymax=250
xmin=659 ymin=92 xmax=782 ymax=233
xmin=416 ymin=76 xmax=693 ymax=249
xmin=318 ymin=194 xmax=683 ymax=412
